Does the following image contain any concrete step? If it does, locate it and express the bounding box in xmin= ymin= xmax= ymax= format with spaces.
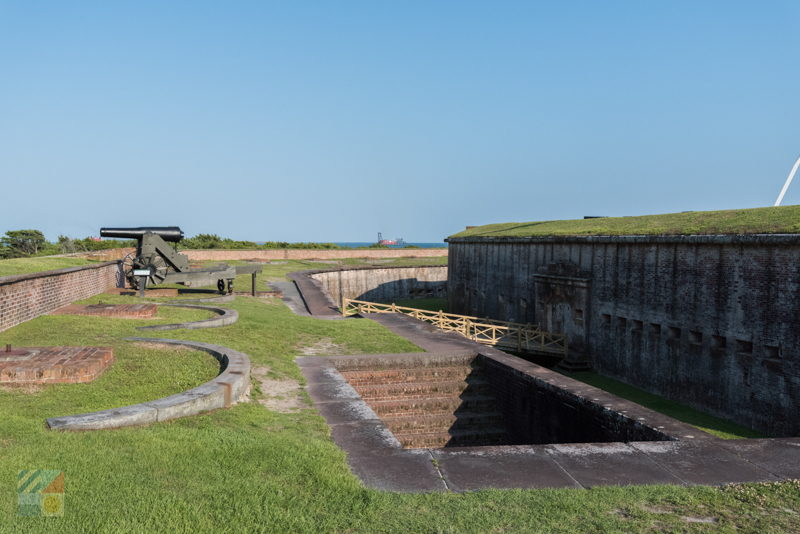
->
xmin=368 ymin=394 xmax=499 ymax=417
xmin=381 ymin=411 xmax=506 ymax=433
xmin=352 ymin=379 xmax=492 ymax=401
xmin=339 ymin=366 xmax=477 ymax=386
xmin=394 ymin=427 xmax=510 ymax=449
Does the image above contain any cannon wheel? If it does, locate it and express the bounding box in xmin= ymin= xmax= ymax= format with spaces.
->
xmin=121 ymin=253 xmax=138 ymax=289
xmin=141 ymin=254 xmax=169 ymax=287
xmin=227 ymin=279 xmax=234 ymax=294
xmin=217 ymin=279 xmax=226 ymax=293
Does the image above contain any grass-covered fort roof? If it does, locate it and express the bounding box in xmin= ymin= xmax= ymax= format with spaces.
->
xmin=449 ymin=205 xmax=800 ymax=238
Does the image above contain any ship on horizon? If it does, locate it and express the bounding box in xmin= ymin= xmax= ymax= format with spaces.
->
xmin=377 ymin=232 xmax=406 ymax=247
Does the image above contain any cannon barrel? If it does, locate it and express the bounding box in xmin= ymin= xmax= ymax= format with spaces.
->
xmin=100 ymin=226 xmax=184 ymax=243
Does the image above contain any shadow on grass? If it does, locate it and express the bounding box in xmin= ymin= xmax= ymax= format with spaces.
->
xmin=560 ymin=371 xmax=764 ymax=440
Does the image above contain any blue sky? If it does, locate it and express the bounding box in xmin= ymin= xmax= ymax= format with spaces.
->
xmin=1 ymin=1 xmax=798 ymax=242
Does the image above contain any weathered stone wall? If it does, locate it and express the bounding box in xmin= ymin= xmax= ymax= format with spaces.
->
xmin=447 ymin=235 xmax=800 ymax=437
xmin=183 ymin=248 xmax=447 ymax=261
xmin=310 ymin=266 xmax=448 ymax=306
xmin=0 ymin=262 xmax=121 ymax=333
xmin=478 ymin=354 xmax=672 ymax=444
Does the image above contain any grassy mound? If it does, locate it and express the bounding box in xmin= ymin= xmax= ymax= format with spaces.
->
xmin=450 ymin=205 xmax=800 ymax=238
xmin=0 ymin=257 xmax=96 ymax=278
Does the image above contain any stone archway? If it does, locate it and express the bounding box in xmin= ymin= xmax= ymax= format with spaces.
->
xmin=533 ymin=262 xmax=592 ymax=370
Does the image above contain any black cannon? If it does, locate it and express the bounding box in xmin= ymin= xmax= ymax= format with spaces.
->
xmin=100 ymin=226 xmax=261 ymax=295
xmin=100 ymin=227 xmax=185 ymax=243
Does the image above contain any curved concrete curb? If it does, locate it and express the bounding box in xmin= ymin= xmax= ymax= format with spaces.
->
xmin=137 ymin=304 xmax=238 ymax=331
xmin=170 ymin=294 xmax=236 ymax=304
xmin=46 ymin=338 xmax=251 ymax=431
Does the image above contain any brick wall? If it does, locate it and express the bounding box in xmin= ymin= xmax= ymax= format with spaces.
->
xmin=447 ymin=235 xmax=800 ymax=437
xmin=182 ymin=248 xmax=447 ymax=261
xmin=0 ymin=262 xmax=120 ymax=333
xmin=65 ymin=247 xmax=447 ymax=262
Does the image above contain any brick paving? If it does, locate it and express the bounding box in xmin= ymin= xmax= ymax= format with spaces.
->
xmin=51 ymin=303 xmax=158 ymax=319
xmin=0 ymin=346 xmax=114 ymax=384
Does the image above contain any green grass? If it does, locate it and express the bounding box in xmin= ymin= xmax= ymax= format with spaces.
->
xmin=0 ymin=257 xmax=96 ymax=278
xmin=561 ymin=371 xmax=763 ymax=440
xmin=390 ymin=298 xmax=450 ymax=312
xmin=0 ymin=294 xmax=797 ymax=532
xmin=154 ymin=257 xmax=448 ymax=296
xmin=221 ymin=257 xmax=448 ymax=292
xmin=451 ymin=205 xmax=800 ymax=238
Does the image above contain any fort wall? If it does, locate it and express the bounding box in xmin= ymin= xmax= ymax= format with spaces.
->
xmin=447 ymin=235 xmax=800 ymax=436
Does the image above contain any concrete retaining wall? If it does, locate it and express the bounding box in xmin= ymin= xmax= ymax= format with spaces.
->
xmin=0 ymin=262 xmax=121 ymax=333
xmin=47 ymin=338 xmax=251 ymax=431
xmin=447 ymin=235 xmax=800 ymax=437
xmin=309 ymin=266 xmax=448 ymax=306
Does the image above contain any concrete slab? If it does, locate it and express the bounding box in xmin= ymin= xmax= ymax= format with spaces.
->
xmin=270 ymin=281 xmax=312 ymax=317
xmin=295 ymin=356 xmax=333 ymax=368
xmin=306 ymin=380 xmax=362 ymax=404
xmin=631 ymin=441 xmax=778 ymax=485
xmin=346 ymin=448 xmax=447 ymax=492
xmin=315 ymin=399 xmax=380 ymax=426
xmin=432 ymin=446 xmax=582 ymax=491
xmin=286 ymin=273 xmax=342 ymax=318
xmin=544 ymin=443 xmax=684 ymax=487
xmin=712 ymin=438 xmax=800 ymax=480
xmin=330 ymin=420 xmax=401 ymax=454
xmin=299 ymin=364 xmax=341 ymax=385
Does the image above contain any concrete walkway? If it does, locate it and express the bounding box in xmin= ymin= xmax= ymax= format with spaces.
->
xmin=289 ymin=268 xmax=800 ymax=492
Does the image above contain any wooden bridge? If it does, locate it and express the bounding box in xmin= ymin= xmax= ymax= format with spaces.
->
xmin=341 ymin=298 xmax=568 ymax=358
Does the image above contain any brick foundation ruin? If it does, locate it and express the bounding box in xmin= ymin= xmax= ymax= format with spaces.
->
xmin=51 ymin=303 xmax=158 ymax=319
xmin=0 ymin=346 xmax=114 ymax=385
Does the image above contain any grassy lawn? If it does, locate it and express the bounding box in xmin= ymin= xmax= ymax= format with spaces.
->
xmin=0 ymin=255 xmax=447 ymax=286
xmin=0 ymin=257 xmax=96 ymax=278
xmin=390 ymin=297 xmax=450 ymax=312
xmin=219 ymin=257 xmax=448 ymax=293
xmin=451 ymin=205 xmax=800 ymax=238
xmin=561 ymin=372 xmax=763 ymax=440
xmin=0 ymin=294 xmax=798 ymax=532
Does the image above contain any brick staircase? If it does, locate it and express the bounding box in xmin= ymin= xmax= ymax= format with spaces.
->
xmin=340 ymin=363 xmax=510 ymax=448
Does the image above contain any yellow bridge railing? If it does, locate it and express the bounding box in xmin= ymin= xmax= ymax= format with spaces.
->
xmin=342 ymin=298 xmax=568 ymax=358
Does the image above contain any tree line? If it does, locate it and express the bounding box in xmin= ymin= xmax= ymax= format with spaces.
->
xmin=0 ymin=230 xmax=413 ymax=259
xmin=0 ymin=230 xmax=134 ymax=259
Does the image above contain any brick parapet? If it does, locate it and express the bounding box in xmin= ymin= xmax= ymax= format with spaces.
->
xmin=182 ymin=248 xmax=447 ymax=261
xmin=0 ymin=262 xmax=120 ymax=333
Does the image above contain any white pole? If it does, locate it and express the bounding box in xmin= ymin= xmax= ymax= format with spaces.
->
xmin=775 ymin=155 xmax=800 ymax=206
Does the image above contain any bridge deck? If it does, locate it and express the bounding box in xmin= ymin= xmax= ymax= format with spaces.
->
xmin=342 ymin=299 xmax=568 ymax=358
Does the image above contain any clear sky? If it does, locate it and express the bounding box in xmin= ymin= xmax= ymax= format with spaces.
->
xmin=1 ymin=1 xmax=798 ymax=243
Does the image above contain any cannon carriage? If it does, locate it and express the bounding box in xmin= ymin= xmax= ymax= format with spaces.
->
xmin=100 ymin=226 xmax=261 ymax=294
